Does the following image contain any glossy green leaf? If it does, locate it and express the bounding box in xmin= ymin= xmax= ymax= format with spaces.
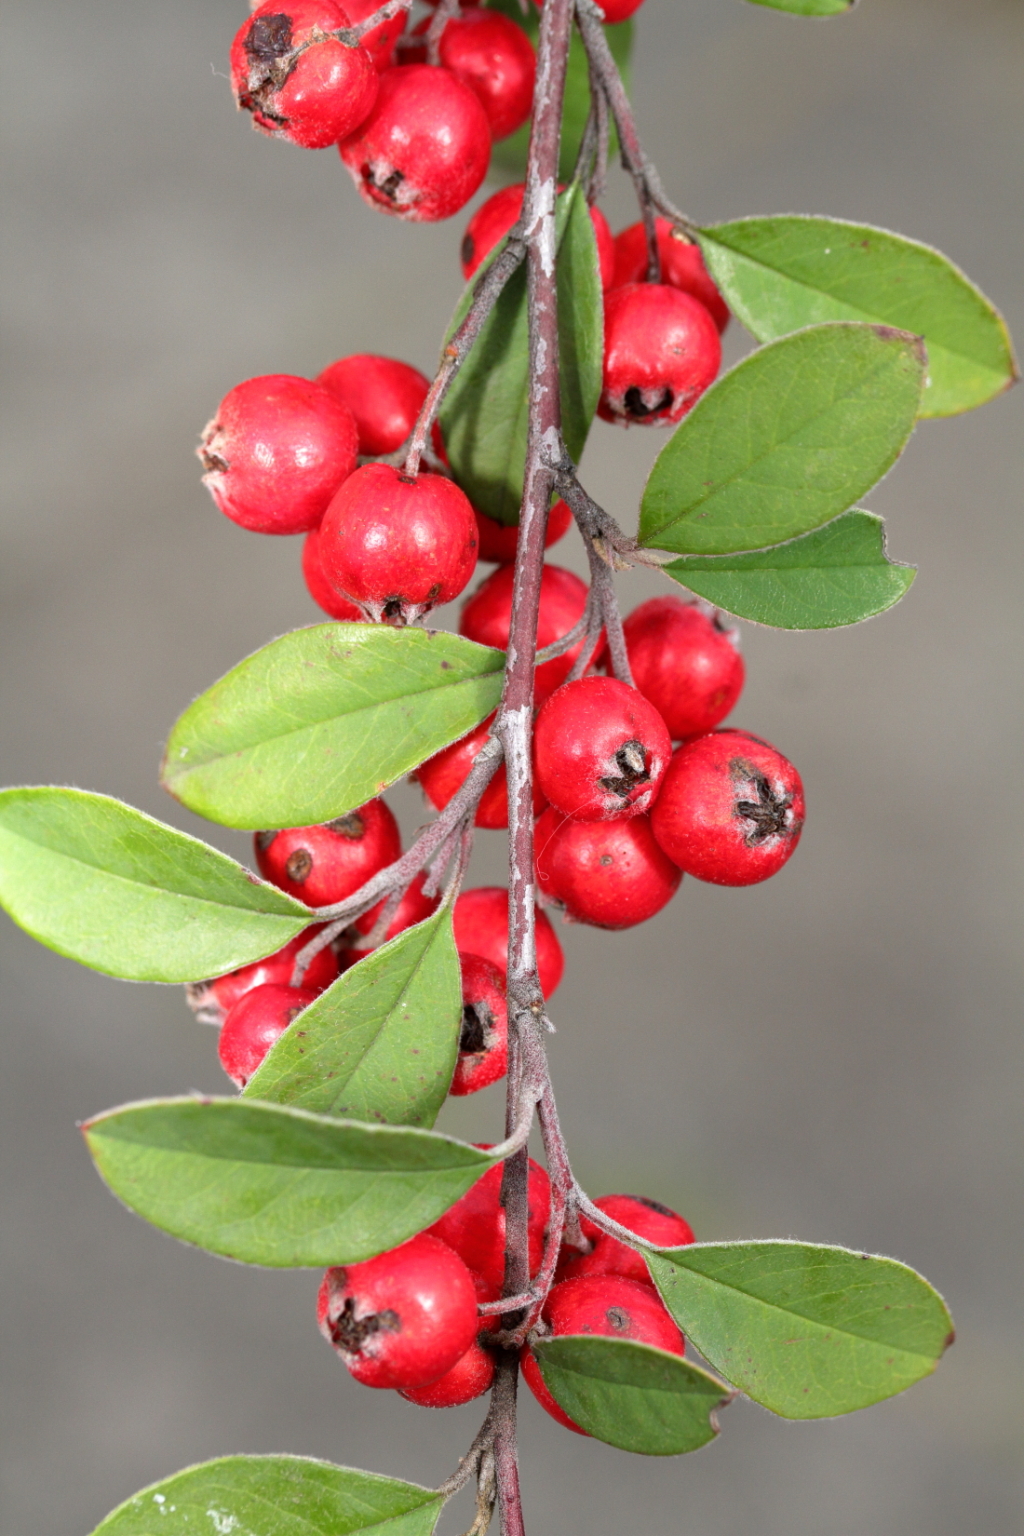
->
xmin=0 ymin=787 xmax=310 ymax=982
xmin=744 ymin=0 xmax=855 ymax=15
xmin=639 ymin=323 xmax=925 ymax=556
xmin=533 ymin=1336 xmax=730 ymax=1455
xmin=90 ymin=1455 xmax=443 ymax=1536
xmin=647 ymin=1241 xmax=954 ymax=1419
xmin=162 ymin=624 xmax=504 ymax=830
xmin=699 ymin=216 xmax=1017 ymax=417
xmin=439 ymin=183 xmax=603 ymax=526
xmin=83 ymin=1097 xmax=497 ymax=1266
xmin=243 ymin=908 xmax=461 ymax=1129
xmin=662 ymin=510 xmax=915 ymax=629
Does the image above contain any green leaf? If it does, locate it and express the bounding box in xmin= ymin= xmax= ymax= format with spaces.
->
xmin=0 ymin=787 xmax=310 ymax=983
xmin=662 ymin=510 xmax=915 ymax=629
xmin=647 ymin=1241 xmax=954 ymax=1419
xmin=638 ymin=323 xmax=925 ymax=556
xmin=532 ymin=1336 xmax=730 ymax=1455
xmin=83 ymin=1096 xmax=498 ymax=1267
xmin=162 ymin=624 xmax=504 ymax=831
xmin=699 ymin=215 xmax=1018 ymax=417
xmin=440 ymin=183 xmax=603 ymax=527
xmin=743 ymin=0 xmax=855 ymax=15
xmin=243 ymin=908 xmax=461 ymax=1129
xmin=90 ymin=1455 xmax=443 ymax=1536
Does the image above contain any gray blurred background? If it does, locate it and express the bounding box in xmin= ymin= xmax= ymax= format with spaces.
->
xmin=2 ymin=0 xmax=1022 ymax=1531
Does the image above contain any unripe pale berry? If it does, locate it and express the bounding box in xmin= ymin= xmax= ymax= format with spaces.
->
xmin=199 ymin=375 xmax=359 ymax=534
xmin=534 ymin=807 xmax=681 ymax=929
xmin=218 ymin=981 xmax=318 ymax=1087
xmin=399 ymin=1338 xmax=496 ymax=1407
xmin=186 ymin=927 xmax=340 ymax=1026
xmin=427 ymin=1152 xmax=550 ymax=1292
xmin=599 ymin=283 xmax=721 ymax=426
xmin=612 ymin=219 xmax=730 ymax=331
xmin=650 ymin=729 xmax=805 ymax=886
xmin=302 ymin=524 xmax=364 ymax=620
xmin=317 ymin=1234 xmax=479 ymax=1390
xmin=231 ymin=1 xmax=378 ymax=150
xmin=452 ymin=886 xmax=565 ymax=999
xmin=459 ymin=562 xmax=591 ymax=702
xmin=460 ymin=182 xmax=615 ymax=289
xmin=620 ymin=596 xmax=744 ymax=740
xmin=449 ymin=953 xmax=509 ymax=1097
xmin=558 ymin=1194 xmax=695 ymax=1286
xmin=319 ymin=463 xmax=479 ymax=623
xmin=438 ymin=10 xmax=536 ymax=141
xmin=339 ymin=65 xmax=491 ymax=222
xmin=535 ymin=676 xmax=672 ymax=821
xmin=415 ymin=712 xmax=546 ymax=831
xmin=255 ymin=800 xmax=401 ymax=906
xmin=316 ymin=353 xmax=434 ymax=457
xmin=474 ymin=499 xmax=572 ymax=564
xmin=338 ymin=0 xmax=405 ymax=70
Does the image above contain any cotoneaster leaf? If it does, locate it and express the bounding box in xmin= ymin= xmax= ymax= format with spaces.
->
xmin=743 ymin=0 xmax=855 ymax=15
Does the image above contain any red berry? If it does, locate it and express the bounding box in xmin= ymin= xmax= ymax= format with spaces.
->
xmin=650 ymin=729 xmax=805 ymax=886
xmin=452 ymin=887 xmax=565 ymax=999
xmin=470 ymin=1268 xmax=503 ymax=1336
xmin=620 ymin=596 xmax=744 ymax=740
xmin=255 ymin=800 xmax=401 ymax=905
xmin=187 ymin=927 xmax=340 ymax=1026
xmin=339 ymin=65 xmax=491 ymax=222
xmin=316 ymin=353 xmax=432 ymax=457
xmin=599 ymin=284 xmax=721 ymax=426
xmin=474 ymin=499 xmax=572 ymax=564
xmin=338 ymin=0 xmax=405 ymax=70
xmin=460 ymin=183 xmax=615 ymax=288
xmin=199 ymin=375 xmax=359 ymax=534
xmin=521 ymin=1274 xmax=683 ymax=1434
xmin=437 ymin=10 xmax=536 ymax=141
xmin=317 ymin=1233 xmax=479 ymax=1390
xmin=302 ymin=523 xmax=364 ymax=620
xmin=427 ymin=1153 xmax=550 ymax=1292
xmin=534 ymin=807 xmax=681 ymax=929
xmin=612 ymin=219 xmax=730 ymax=332
xmin=230 ymin=1 xmax=379 ymax=150
xmin=218 ymin=981 xmax=318 ymax=1087
xmin=318 ymin=463 xmax=478 ymax=623
xmin=348 ymin=870 xmax=440 ymax=953
xmin=399 ymin=1338 xmax=496 ymax=1407
xmin=460 ymin=562 xmax=591 ymax=702
xmin=535 ymin=677 xmax=672 ymax=822
xmin=558 ymin=1194 xmax=694 ymax=1286
xmin=449 ymin=953 xmax=509 ymax=1096
xmin=416 ymin=712 xmax=546 ymax=831
xmin=536 ymin=0 xmax=646 ymax=19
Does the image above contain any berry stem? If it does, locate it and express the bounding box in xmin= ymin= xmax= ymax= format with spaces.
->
xmin=336 ymin=0 xmax=414 ymax=48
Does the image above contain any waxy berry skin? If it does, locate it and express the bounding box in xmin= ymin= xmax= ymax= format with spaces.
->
xmin=558 ymin=1194 xmax=695 ymax=1286
xmin=302 ymin=524 xmax=364 ymax=621
xmin=199 ymin=375 xmax=359 ymax=535
xmin=475 ymin=499 xmax=572 ymax=564
xmin=338 ymin=0 xmax=405 ymax=70
xmin=399 ymin=1338 xmax=496 ymax=1407
xmin=534 ymin=677 xmax=672 ymax=821
xmin=536 ymin=0 xmax=647 ymax=20
xmin=438 ymin=10 xmax=536 ymax=141
xmin=348 ymin=871 xmax=440 ymax=954
xmin=316 ymin=353 xmax=429 ymax=457
xmin=461 ymin=182 xmax=615 ymax=289
xmin=612 ymin=219 xmax=730 ymax=332
xmin=339 ymin=65 xmax=491 ymax=223
xmin=319 ymin=463 xmax=479 ymax=623
xmin=460 ymin=562 xmax=590 ymax=702
xmin=521 ymin=1275 xmax=684 ymax=1434
xmin=651 ymin=729 xmax=805 ymax=887
xmin=255 ymin=800 xmax=401 ymax=906
xmin=416 ymin=713 xmax=546 ymax=831
xmin=187 ymin=927 xmax=340 ymax=1027
xmin=317 ymin=1234 xmax=479 ymax=1390
xmin=621 ymin=595 xmax=744 ymax=740
xmin=427 ymin=1154 xmax=550 ymax=1292
xmin=452 ymin=886 xmax=565 ymax=999
xmin=535 ymin=807 xmax=681 ymax=929
xmin=230 ymin=1 xmax=379 ymax=150
xmin=218 ymin=982 xmax=318 ymax=1087
xmin=449 ymin=953 xmax=509 ymax=1096
xmin=599 ymin=284 xmax=721 ymax=426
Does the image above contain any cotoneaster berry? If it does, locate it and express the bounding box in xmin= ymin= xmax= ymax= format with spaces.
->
xmin=558 ymin=1194 xmax=695 ymax=1286
xmin=452 ymin=887 xmax=565 ymax=999
xmin=461 ymin=182 xmax=615 ymax=289
xmin=338 ymin=0 xmax=405 ymax=70
xmin=230 ymin=1 xmax=378 ymax=150
xmin=521 ymin=1275 xmax=684 ymax=1434
xmin=302 ymin=524 xmax=364 ymax=621
xmin=317 ymin=1234 xmax=479 ymax=1390
xmin=438 ymin=9 xmax=536 ymax=141
xmin=450 ymin=953 xmax=509 ymax=1096
xmin=534 ymin=807 xmax=681 ymax=929
xmin=339 ymin=64 xmax=491 ymax=222
xmin=399 ymin=1338 xmax=496 ymax=1408
xmin=318 ymin=463 xmax=478 ymax=623
xmin=620 ymin=595 xmax=744 ymax=740
xmin=218 ymin=981 xmax=318 ymax=1087
xmin=460 ymin=562 xmax=591 ymax=702
xmin=599 ymin=283 xmax=721 ymax=426
xmin=316 ymin=353 xmax=434 ymax=457
xmin=255 ymin=800 xmax=401 ymax=906
xmin=186 ymin=928 xmax=340 ymax=1027
xmin=427 ymin=1153 xmax=550 ymax=1292
xmin=612 ymin=219 xmax=730 ymax=332
xmin=475 ymin=499 xmax=572 ymax=564
xmin=416 ymin=713 xmax=546 ymax=831
xmin=534 ymin=676 xmax=672 ymax=821
xmin=347 ymin=872 xmax=440 ymax=956
xmin=651 ymin=728 xmax=805 ymax=886
xmin=198 ymin=374 xmax=358 ymax=534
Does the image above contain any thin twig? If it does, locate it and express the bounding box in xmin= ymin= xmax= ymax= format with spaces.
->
xmin=425 ymin=0 xmax=460 ymax=67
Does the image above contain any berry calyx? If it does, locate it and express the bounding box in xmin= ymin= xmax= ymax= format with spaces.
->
xmin=198 ymin=375 xmax=359 ymax=534
xmin=348 ymin=871 xmax=440 ymax=954
xmin=426 ymin=1153 xmax=550 ymax=1292
xmin=254 ymin=800 xmax=401 ymax=906
xmin=399 ymin=1338 xmax=496 ymax=1407
xmin=339 ymin=65 xmax=491 ymax=223
xmin=452 ymin=886 xmax=565 ymax=999
xmin=534 ymin=807 xmax=681 ymax=929
xmin=650 ymin=729 xmax=805 ymax=886
xmin=459 ymin=562 xmax=591 ymax=702
xmin=230 ymin=1 xmax=379 ymax=150
xmin=449 ymin=953 xmax=509 ymax=1096
xmin=612 ymin=219 xmax=730 ymax=332
xmin=534 ymin=676 xmax=672 ymax=821
xmin=474 ymin=499 xmax=572 ymax=564
xmin=599 ymin=283 xmax=721 ymax=426
xmin=318 ymin=463 xmax=478 ymax=623
xmin=415 ymin=713 xmax=546 ymax=831
xmin=302 ymin=524 xmax=364 ymax=621
xmin=317 ymin=1233 xmax=479 ymax=1390
xmin=437 ymin=9 xmax=536 ymax=142
xmin=558 ymin=1194 xmax=695 ymax=1286
xmin=316 ymin=353 xmax=435 ymax=457
xmin=460 ymin=183 xmax=615 ymax=289
xmin=186 ymin=927 xmax=340 ymax=1026
xmin=620 ymin=596 xmax=744 ymax=740
xmin=218 ymin=981 xmax=318 ymax=1087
